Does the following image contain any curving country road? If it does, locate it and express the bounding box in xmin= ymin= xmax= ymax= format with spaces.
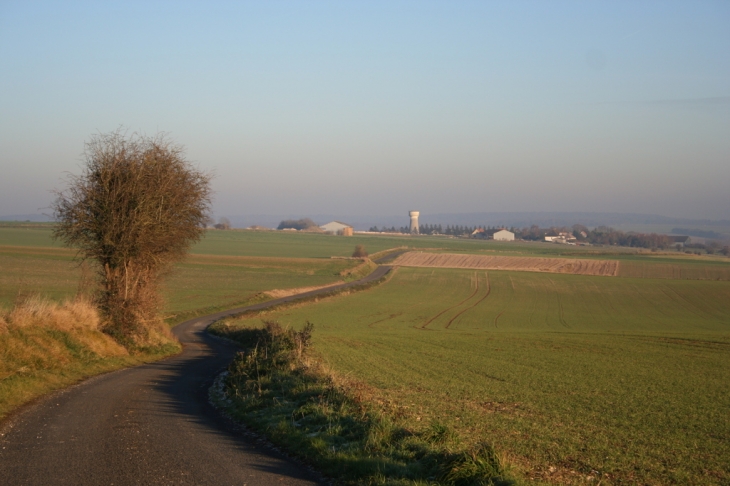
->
xmin=0 ymin=264 xmax=394 ymax=485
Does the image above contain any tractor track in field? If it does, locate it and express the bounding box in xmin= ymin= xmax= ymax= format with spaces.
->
xmin=445 ymin=272 xmax=492 ymax=329
xmin=368 ymin=312 xmax=403 ymax=328
xmin=548 ymin=278 xmax=571 ymax=329
xmin=661 ymin=285 xmax=713 ymax=320
xmin=419 ymin=272 xmax=480 ymax=330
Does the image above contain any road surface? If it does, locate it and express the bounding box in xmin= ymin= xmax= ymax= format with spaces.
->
xmin=0 ymin=265 xmax=393 ymax=485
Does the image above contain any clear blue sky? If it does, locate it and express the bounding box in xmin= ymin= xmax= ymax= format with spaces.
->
xmin=1 ymin=1 xmax=728 ymax=220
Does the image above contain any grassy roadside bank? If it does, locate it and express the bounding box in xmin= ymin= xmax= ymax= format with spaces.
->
xmin=210 ymin=322 xmax=515 ymax=486
xmin=0 ymin=296 xmax=180 ymax=422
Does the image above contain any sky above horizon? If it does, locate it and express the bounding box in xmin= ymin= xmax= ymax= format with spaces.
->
xmin=1 ymin=1 xmax=728 ymax=221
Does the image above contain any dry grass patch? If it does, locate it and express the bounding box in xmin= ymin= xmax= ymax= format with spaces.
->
xmin=264 ymin=282 xmax=345 ymax=299
xmin=0 ymin=295 xmax=179 ymax=421
xmin=392 ymin=252 xmax=619 ymax=276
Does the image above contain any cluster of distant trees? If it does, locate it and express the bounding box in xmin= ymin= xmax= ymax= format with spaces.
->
xmin=517 ymin=224 xmax=670 ymax=248
xmin=517 ymin=224 xmax=724 ymax=250
xmin=443 ymin=225 xmax=515 ymax=236
xmin=368 ymin=221 xmax=730 ymax=253
xmin=212 ymin=217 xmax=231 ymax=230
xmin=685 ymin=242 xmax=730 ymax=255
xmin=369 ymin=226 xmax=410 ymax=234
xmin=277 ymin=218 xmax=318 ymax=230
xmin=368 ymin=224 xmax=512 ymax=236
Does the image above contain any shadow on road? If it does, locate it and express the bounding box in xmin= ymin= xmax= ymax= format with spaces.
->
xmin=148 ymin=322 xmax=323 ymax=484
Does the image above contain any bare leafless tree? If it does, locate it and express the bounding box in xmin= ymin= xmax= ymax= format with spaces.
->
xmin=53 ymin=130 xmax=212 ymax=342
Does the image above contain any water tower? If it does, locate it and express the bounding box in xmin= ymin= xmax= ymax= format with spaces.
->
xmin=409 ymin=211 xmax=420 ymax=234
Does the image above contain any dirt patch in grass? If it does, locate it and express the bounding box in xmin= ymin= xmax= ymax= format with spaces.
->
xmin=393 ymin=252 xmax=619 ymax=276
xmin=264 ymin=282 xmax=345 ymax=299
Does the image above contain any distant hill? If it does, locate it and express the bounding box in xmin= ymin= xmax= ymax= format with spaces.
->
xmin=671 ymin=228 xmax=726 ymax=240
xmin=420 ymin=212 xmax=730 ymax=229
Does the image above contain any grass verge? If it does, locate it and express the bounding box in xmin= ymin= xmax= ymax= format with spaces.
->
xmin=215 ymin=268 xmax=393 ymax=324
xmin=341 ymin=259 xmax=379 ymax=281
xmin=0 ymin=295 xmax=180 ymax=421
xmin=210 ymin=321 xmax=515 ymax=485
xmin=163 ymin=293 xmax=271 ymax=327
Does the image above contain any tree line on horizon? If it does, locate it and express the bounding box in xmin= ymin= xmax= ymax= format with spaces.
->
xmin=277 ymin=218 xmax=318 ymax=230
xmin=369 ymin=223 xmax=729 ymax=253
xmin=369 ymin=224 xmax=515 ymax=236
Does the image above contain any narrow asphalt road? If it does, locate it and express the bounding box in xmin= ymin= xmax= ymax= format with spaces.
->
xmin=0 ymin=264 xmax=394 ymax=485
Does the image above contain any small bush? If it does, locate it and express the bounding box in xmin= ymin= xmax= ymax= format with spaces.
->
xmin=352 ymin=244 xmax=368 ymax=258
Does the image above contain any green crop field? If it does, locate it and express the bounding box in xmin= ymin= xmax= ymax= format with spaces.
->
xmin=617 ymin=258 xmax=730 ymax=280
xmin=6 ymin=223 xmax=727 ymax=265
xmin=0 ymin=227 xmax=362 ymax=317
xmin=3 ymin=223 xmax=730 ymax=483
xmin=2 ymin=224 xmax=492 ymax=256
xmin=224 ymin=267 xmax=730 ymax=484
xmin=2 ymin=224 xmax=728 ymax=316
xmin=0 ymin=224 xmax=64 ymax=248
xmin=163 ymin=254 xmax=357 ymax=320
xmin=0 ymin=222 xmax=678 ymax=258
xmin=0 ymin=249 xmax=356 ymax=318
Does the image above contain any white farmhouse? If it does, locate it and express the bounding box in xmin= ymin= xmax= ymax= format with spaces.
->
xmin=545 ymin=232 xmax=576 ymax=244
xmin=493 ymin=229 xmax=514 ymax=241
xmin=320 ymin=221 xmax=353 ymax=235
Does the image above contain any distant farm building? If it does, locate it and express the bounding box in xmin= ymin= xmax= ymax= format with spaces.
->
xmin=493 ymin=229 xmax=515 ymax=241
xmin=320 ymin=221 xmax=353 ymax=236
xmin=545 ymin=232 xmax=576 ymax=245
xmin=471 ymin=228 xmax=515 ymax=241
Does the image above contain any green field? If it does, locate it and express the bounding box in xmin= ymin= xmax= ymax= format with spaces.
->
xmin=3 ymin=225 xmax=728 ymax=317
xmin=225 ymin=267 xmax=730 ymax=484
xmin=3 ymin=224 xmax=730 ymax=483
xmin=0 ymin=247 xmax=356 ymax=318
xmin=0 ymin=227 xmax=365 ymax=316
xmin=164 ymin=254 xmax=357 ymax=319
xmin=4 ymin=224 xmax=728 ymax=265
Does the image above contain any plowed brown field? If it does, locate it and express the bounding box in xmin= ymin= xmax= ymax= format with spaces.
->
xmin=391 ymin=252 xmax=619 ymax=276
